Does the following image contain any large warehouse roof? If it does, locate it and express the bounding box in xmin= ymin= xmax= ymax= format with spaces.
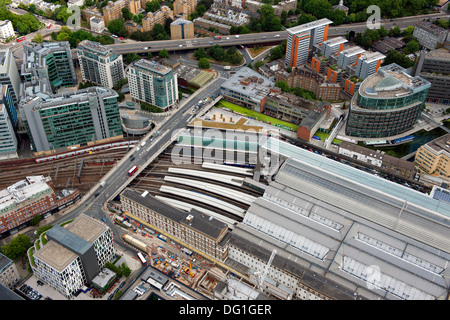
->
xmin=230 ymin=139 xmax=450 ymax=300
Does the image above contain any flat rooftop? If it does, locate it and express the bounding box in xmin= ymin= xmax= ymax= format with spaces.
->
xmin=66 ymin=214 xmax=108 ymax=243
xmin=33 ymin=240 xmax=78 ymax=272
xmin=286 ymin=18 xmax=332 ymax=35
xmin=132 ymin=59 xmax=172 ymax=75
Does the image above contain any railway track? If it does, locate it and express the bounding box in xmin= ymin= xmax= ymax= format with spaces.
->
xmin=0 ymin=148 xmax=129 ymax=194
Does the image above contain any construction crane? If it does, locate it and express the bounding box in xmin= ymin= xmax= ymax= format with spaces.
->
xmin=256 ymin=249 xmax=277 ymax=292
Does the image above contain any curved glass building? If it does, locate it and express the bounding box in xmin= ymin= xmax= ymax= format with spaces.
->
xmin=346 ymin=63 xmax=431 ymax=138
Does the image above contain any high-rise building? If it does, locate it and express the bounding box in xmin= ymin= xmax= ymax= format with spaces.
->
xmin=170 ymin=18 xmax=194 ymax=40
xmin=21 ymin=42 xmax=77 ymax=94
xmin=0 ymin=85 xmax=18 ymax=158
xmin=0 ymin=49 xmax=20 ymax=106
xmin=414 ymin=48 xmax=450 ymax=105
xmin=31 ymin=214 xmax=115 ymax=298
xmin=413 ymin=20 xmax=448 ymax=51
xmin=352 ymin=51 xmax=385 ymax=80
xmin=128 ymin=60 xmax=178 ymax=111
xmin=21 ymin=87 xmax=123 ymax=152
xmin=346 ymin=63 xmax=431 ymax=138
xmin=77 ymin=40 xmax=125 ymax=89
xmin=285 ymin=18 xmax=332 ymax=68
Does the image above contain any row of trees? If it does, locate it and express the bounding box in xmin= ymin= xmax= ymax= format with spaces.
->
xmin=275 ymin=80 xmax=317 ymax=101
xmin=51 ymin=26 xmax=114 ymax=48
xmin=0 ymin=3 xmax=41 ymax=35
xmin=194 ymin=45 xmax=243 ymax=66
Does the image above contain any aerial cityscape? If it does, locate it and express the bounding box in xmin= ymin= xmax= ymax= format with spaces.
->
xmin=0 ymin=0 xmax=449 ymax=307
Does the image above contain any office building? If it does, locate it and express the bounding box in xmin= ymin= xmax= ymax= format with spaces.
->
xmin=296 ymin=102 xmax=331 ymax=140
xmin=21 ymin=42 xmax=77 ymax=94
xmin=120 ymin=189 xmax=229 ymax=262
xmin=31 ymin=214 xmax=115 ymax=298
xmin=285 ymin=18 xmax=333 ymax=68
xmin=128 ymin=60 xmax=178 ymax=111
xmin=77 ymin=40 xmax=125 ymax=89
xmin=170 ymin=18 xmax=194 ymax=40
xmin=0 ymin=49 xmax=21 ymax=106
xmin=415 ymin=133 xmax=450 ymax=178
xmin=220 ymin=67 xmax=274 ymax=112
xmin=0 ymin=176 xmax=80 ymax=238
xmin=230 ymin=138 xmax=450 ymax=300
xmin=346 ymin=63 xmax=431 ymax=138
xmin=414 ymin=48 xmax=450 ymax=105
xmin=20 ymin=87 xmax=122 ymax=152
xmin=0 ymin=253 xmax=20 ymax=290
xmin=413 ymin=20 xmax=448 ymax=50
xmin=0 ymin=86 xmax=18 ymax=159
xmin=0 ymin=21 xmax=14 ymax=41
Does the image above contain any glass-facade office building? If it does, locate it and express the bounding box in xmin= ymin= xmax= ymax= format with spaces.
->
xmin=128 ymin=60 xmax=178 ymax=111
xmin=346 ymin=64 xmax=431 ymax=138
xmin=21 ymin=87 xmax=122 ymax=152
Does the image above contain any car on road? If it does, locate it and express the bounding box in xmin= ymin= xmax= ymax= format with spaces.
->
xmin=119 ymin=37 xmax=124 ymax=40
xmin=47 ymin=24 xmax=52 ymax=28
xmin=178 ymin=44 xmax=183 ymax=47
xmin=274 ymin=34 xmax=280 ymax=38
xmin=235 ymin=35 xmax=240 ymax=38
xmin=144 ymin=47 xmax=148 ymax=50
xmin=226 ymin=37 xmax=230 ymax=39
xmin=101 ymin=218 xmax=107 ymax=223
xmin=112 ymin=34 xmax=118 ymax=38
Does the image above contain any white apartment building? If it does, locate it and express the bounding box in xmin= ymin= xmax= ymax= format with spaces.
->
xmin=77 ymin=40 xmax=124 ymax=89
xmin=0 ymin=21 xmax=14 ymax=41
xmin=90 ymin=16 xmax=105 ymax=34
xmin=30 ymin=214 xmax=116 ymax=299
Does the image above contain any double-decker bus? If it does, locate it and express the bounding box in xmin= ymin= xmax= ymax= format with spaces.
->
xmin=16 ymin=36 xmax=25 ymax=42
xmin=128 ymin=165 xmax=138 ymax=176
xmin=137 ymin=252 xmax=147 ymax=265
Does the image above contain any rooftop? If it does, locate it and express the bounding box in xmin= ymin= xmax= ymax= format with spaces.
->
xmin=132 ymin=59 xmax=172 ymax=75
xmin=422 ymin=132 xmax=450 ymax=156
xmin=220 ymin=67 xmax=274 ymax=102
xmin=33 ymin=240 xmax=78 ymax=272
xmin=359 ymin=63 xmax=431 ymax=98
xmin=121 ymin=189 xmax=228 ymax=240
xmin=415 ymin=20 xmax=449 ymax=36
xmin=65 ymin=214 xmax=108 ymax=243
xmin=286 ymin=18 xmax=333 ymax=35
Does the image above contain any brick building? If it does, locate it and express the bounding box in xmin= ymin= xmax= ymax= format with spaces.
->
xmin=0 ymin=176 xmax=80 ymax=238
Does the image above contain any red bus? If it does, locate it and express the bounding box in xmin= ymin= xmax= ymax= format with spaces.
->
xmin=16 ymin=36 xmax=25 ymax=42
xmin=128 ymin=165 xmax=138 ymax=176
xmin=137 ymin=252 xmax=147 ymax=265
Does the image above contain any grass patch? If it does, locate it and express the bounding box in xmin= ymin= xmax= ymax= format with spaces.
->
xmin=216 ymin=100 xmax=298 ymax=131
xmin=314 ymin=131 xmax=343 ymax=145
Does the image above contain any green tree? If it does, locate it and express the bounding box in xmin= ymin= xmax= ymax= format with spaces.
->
xmin=2 ymin=234 xmax=32 ymax=260
xmin=404 ymin=40 xmax=419 ymax=54
xmin=122 ymin=7 xmax=132 ymax=20
xmin=198 ymin=57 xmax=210 ymax=69
xmin=132 ymin=13 xmax=145 ymax=24
xmin=29 ymin=215 xmax=42 ymax=227
xmin=33 ymin=33 xmax=44 ymax=43
xmin=194 ymin=47 xmax=206 ymax=60
xmin=107 ymin=19 xmax=125 ymax=35
xmin=145 ymin=0 xmax=160 ymax=12
xmin=159 ymin=48 xmax=169 ymax=58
